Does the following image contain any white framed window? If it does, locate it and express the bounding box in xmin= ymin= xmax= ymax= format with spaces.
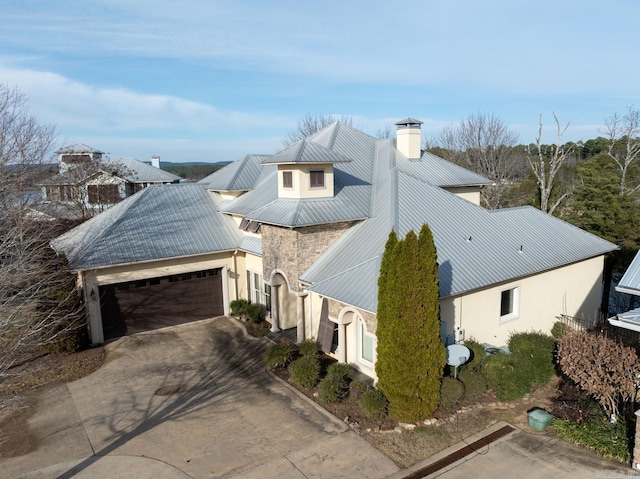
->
xmin=253 ymin=272 xmax=261 ymax=304
xmin=264 ymin=283 xmax=271 ymax=312
xmin=359 ymin=319 xmax=376 ymax=364
xmin=309 ymin=170 xmax=325 ymax=188
xmin=282 ymin=170 xmax=293 ymax=188
xmin=499 ymin=286 xmax=519 ymax=323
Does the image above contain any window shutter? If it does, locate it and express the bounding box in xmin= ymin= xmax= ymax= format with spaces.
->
xmin=316 ymin=298 xmax=333 ymax=353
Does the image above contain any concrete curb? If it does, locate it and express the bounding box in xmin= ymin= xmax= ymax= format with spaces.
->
xmin=267 ymin=370 xmax=350 ymax=433
xmin=386 ymin=421 xmax=519 ymax=479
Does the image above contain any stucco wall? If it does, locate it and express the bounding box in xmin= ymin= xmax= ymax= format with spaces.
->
xmin=440 ymin=255 xmax=606 ymax=347
xmin=443 ymin=186 xmax=481 ymax=205
xmin=309 ymin=255 xmax=606 ymax=379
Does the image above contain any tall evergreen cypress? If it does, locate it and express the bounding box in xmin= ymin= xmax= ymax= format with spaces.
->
xmin=375 ymin=224 xmax=445 ymax=421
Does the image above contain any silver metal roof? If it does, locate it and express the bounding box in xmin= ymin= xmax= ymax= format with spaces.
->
xmin=105 ymin=157 xmax=182 ymax=183
xmin=39 ymin=157 xmax=181 ymax=186
xmin=302 ymin=151 xmax=617 ymax=312
xmin=398 ymin=152 xmax=494 ymax=187
xmin=261 ymin=139 xmax=353 ymax=165
xmin=199 ymin=154 xmax=268 ymax=191
xmin=56 ymin=143 xmax=104 ymax=155
xmin=52 ymin=184 xmax=240 ymax=271
xmin=616 ymin=250 xmax=640 ymax=295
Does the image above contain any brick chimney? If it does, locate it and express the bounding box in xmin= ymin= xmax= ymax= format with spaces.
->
xmin=395 ymin=117 xmax=423 ymax=160
xmin=151 ymin=155 xmax=160 ymax=168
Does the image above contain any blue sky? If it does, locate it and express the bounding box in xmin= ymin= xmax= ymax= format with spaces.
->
xmin=1 ymin=1 xmax=638 ymax=163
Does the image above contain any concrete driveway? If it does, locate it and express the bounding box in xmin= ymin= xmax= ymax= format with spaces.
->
xmin=3 ymin=317 xmax=398 ymax=479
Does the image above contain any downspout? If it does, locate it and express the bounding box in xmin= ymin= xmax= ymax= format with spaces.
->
xmin=305 ymin=288 xmax=312 ymax=339
xmin=232 ymin=250 xmax=239 ymax=301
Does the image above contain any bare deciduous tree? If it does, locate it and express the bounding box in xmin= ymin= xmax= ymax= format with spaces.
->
xmin=283 ymin=113 xmax=353 ymax=147
xmin=376 ymin=123 xmax=393 ymax=139
xmin=603 ymin=106 xmax=640 ymax=195
xmin=436 ymin=113 xmax=525 ymax=209
xmin=557 ymin=329 xmax=640 ymax=421
xmin=0 ymin=84 xmax=86 ymax=381
xmin=527 ymin=113 xmax=574 ymax=215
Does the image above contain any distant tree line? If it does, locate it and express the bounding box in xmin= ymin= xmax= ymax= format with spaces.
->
xmin=162 ymin=162 xmax=229 ymax=181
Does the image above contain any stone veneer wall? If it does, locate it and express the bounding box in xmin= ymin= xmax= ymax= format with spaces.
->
xmin=328 ymin=298 xmax=377 ymax=334
xmin=261 ymin=221 xmax=356 ymax=292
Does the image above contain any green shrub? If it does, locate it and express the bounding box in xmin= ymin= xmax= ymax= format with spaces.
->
xmin=553 ymin=409 xmax=631 ymax=463
xmin=551 ymin=321 xmax=570 ymax=339
xmin=483 ymin=353 xmax=531 ymax=401
xmin=289 ymin=355 xmax=320 ymax=389
xmin=317 ymin=374 xmax=349 ymax=404
xmin=350 ymin=380 xmax=368 ymax=398
xmin=326 ymin=362 xmax=352 ymax=380
xmin=297 ymin=339 xmax=319 ymax=357
xmin=508 ymin=331 xmax=556 ymax=385
xmin=265 ymin=342 xmax=296 ymax=370
xmin=458 ymin=368 xmax=488 ymax=403
xmin=483 ymin=331 xmax=556 ymax=402
xmin=462 ymin=339 xmax=486 ymax=372
xmin=438 ymin=377 xmax=464 ymax=413
xmin=245 ymin=303 xmax=266 ymax=323
xmin=359 ymin=388 xmax=389 ymax=421
xmin=230 ymin=299 xmax=249 ymax=315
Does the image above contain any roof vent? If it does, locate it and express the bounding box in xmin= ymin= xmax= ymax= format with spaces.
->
xmin=395 ymin=117 xmax=423 ymax=160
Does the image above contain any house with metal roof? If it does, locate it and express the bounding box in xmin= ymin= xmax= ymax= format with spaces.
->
xmin=37 ymin=144 xmax=181 ymax=220
xmin=52 ymin=120 xmax=617 ymax=379
xmin=608 ymin=251 xmax=640 ymax=332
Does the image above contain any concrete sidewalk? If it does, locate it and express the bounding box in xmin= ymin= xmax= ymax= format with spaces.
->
xmin=4 ymin=317 xmax=398 ymax=479
xmin=390 ymin=421 xmax=639 ymax=479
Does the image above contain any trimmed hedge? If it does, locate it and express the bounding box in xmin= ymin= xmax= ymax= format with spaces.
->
xmin=483 ymin=331 xmax=556 ymax=401
xmin=297 ymin=339 xmax=319 ymax=358
xmin=230 ymin=299 xmax=249 ymax=315
xmin=359 ymin=388 xmax=389 ymax=420
xmin=265 ymin=342 xmax=296 ymax=370
xmin=289 ymin=355 xmax=320 ymax=389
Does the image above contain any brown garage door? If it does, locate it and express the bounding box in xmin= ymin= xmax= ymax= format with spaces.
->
xmin=100 ymin=269 xmax=223 ymax=340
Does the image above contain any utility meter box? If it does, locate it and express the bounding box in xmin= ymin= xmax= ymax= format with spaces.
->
xmin=454 ymin=328 xmax=465 ymax=342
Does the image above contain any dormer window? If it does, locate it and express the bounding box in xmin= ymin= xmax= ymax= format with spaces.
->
xmin=282 ymin=170 xmax=293 ymax=188
xmin=310 ymin=170 xmax=325 ymax=188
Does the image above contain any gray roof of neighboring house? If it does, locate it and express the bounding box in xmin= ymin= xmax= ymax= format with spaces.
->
xmin=56 ymin=143 xmax=104 ymax=155
xmin=301 ymin=148 xmax=617 ymax=312
xmin=39 ymin=157 xmax=181 ymax=186
xmin=199 ymin=155 xmax=268 ymax=191
xmin=52 ymin=184 xmax=241 ymax=271
xmin=104 ymin=158 xmax=181 ymax=183
xmin=616 ymin=250 xmax=640 ymax=295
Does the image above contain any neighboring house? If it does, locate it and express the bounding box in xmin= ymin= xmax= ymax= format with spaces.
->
xmin=608 ymin=251 xmax=640 ymax=332
xmin=52 ymin=119 xmax=617 ymax=380
xmin=36 ymin=143 xmax=181 ymax=220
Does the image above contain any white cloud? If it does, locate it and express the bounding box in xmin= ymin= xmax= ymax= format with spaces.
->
xmin=0 ymin=64 xmax=288 ymax=133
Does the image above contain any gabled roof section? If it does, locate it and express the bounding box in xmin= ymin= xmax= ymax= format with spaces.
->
xmin=51 ymin=184 xmax=241 ymax=271
xmin=199 ymin=154 xmax=268 ymax=191
xmin=397 ymin=152 xmax=494 ymax=187
xmin=261 ymin=139 xmax=353 ymax=165
xmin=220 ymin=122 xmax=377 ymax=227
xmin=104 ymin=158 xmax=181 ymax=183
xmin=302 ymin=158 xmax=617 ymax=313
xmin=56 ymin=143 xmax=104 ymax=155
xmin=616 ymin=250 xmax=640 ymax=295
